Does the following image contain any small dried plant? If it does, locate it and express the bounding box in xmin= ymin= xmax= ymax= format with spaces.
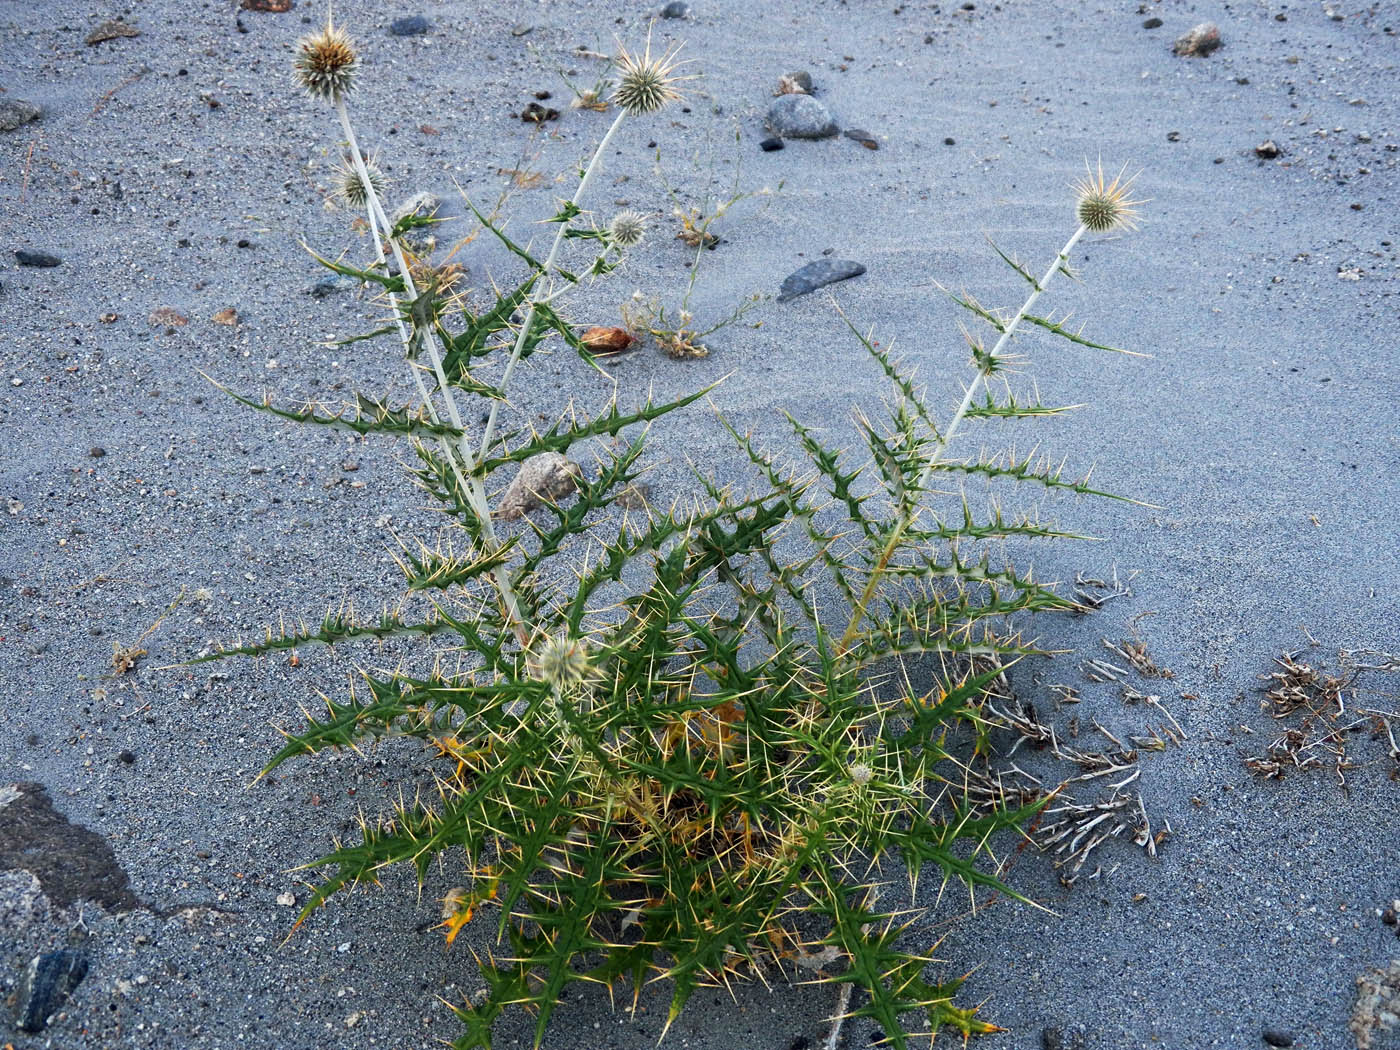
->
xmin=201 ymin=17 xmax=1150 ymax=1049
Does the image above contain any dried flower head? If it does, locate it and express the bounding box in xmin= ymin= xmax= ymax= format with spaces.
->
xmin=294 ymin=17 xmax=359 ymax=103
xmin=529 ymin=633 xmax=594 ymax=690
xmin=612 ymin=35 xmax=689 ymax=116
xmin=332 ymin=152 xmax=384 ymax=208
xmin=1073 ymin=160 xmax=1144 ymax=233
xmin=608 ymin=210 xmax=647 ymax=248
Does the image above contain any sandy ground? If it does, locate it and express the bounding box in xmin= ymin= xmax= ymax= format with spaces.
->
xmin=2 ymin=0 xmax=1398 ymax=1047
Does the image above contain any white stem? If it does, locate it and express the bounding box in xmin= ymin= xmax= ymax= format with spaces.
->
xmin=837 ymin=224 xmax=1088 ymax=653
xmin=478 ymin=109 xmax=629 ymax=462
xmin=335 ymin=96 xmax=530 ymax=639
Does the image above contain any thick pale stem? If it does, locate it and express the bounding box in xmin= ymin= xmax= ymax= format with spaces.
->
xmin=335 ymin=96 xmax=530 ymax=640
xmin=836 ymin=224 xmax=1089 ymax=654
xmin=477 ymin=109 xmax=629 ymax=462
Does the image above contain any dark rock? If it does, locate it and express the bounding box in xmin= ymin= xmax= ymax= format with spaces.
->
xmin=766 ymin=94 xmax=837 ymax=140
xmin=759 ymin=137 xmax=784 ymax=152
xmin=1166 ymin=130 xmax=1181 ymax=142
xmin=1042 ymin=1026 xmax=1087 ymax=1050
xmin=1174 ymin=22 xmax=1222 ymax=56
xmin=660 ymin=0 xmax=689 ymax=17
xmin=0 ymin=782 xmax=141 ymax=911
xmin=1261 ymin=1029 xmax=1295 ymax=1048
xmin=776 ymin=259 xmax=865 ymax=302
xmin=117 ymin=749 xmax=136 ymax=764
xmin=15 ymin=949 xmax=89 ymax=1033
xmin=1142 ymin=16 xmax=1163 ymax=28
xmin=14 ymin=250 xmax=61 ymax=268
xmin=1255 ymin=140 xmax=1281 ymax=158
xmin=0 ymin=99 xmax=42 ymax=132
xmin=520 ymin=101 xmax=560 ymax=123
xmin=943 ymin=136 xmax=956 ymax=145
xmin=308 ymin=274 xmax=358 ymax=298
xmin=89 ymin=447 xmax=106 ymax=457
xmin=843 ymin=128 xmax=879 ymax=150
xmin=388 ymin=15 xmax=430 ymax=36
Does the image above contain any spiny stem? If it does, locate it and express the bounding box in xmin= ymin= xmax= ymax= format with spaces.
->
xmin=335 ymin=96 xmax=531 ymax=642
xmin=477 ymin=109 xmax=629 ymax=462
xmin=836 ymin=224 xmax=1089 ymax=655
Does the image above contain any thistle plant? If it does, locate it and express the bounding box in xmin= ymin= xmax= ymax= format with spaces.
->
xmin=208 ymin=17 xmax=1147 ymax=1049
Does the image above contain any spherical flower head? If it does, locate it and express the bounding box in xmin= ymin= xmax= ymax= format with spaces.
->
xmin=1073 ymin=160 xmax=1145 ymax=233
xmin=333 ymin=152 xmax=384 ymax=208
xmin=612 ymin=35 xmax=689 ymax=116
xmin=294 ymin=17 xmax=359 ymax=103
xmin=529 ymin=633 xmax=594 ymax=690
xmin=849 ymin=762 xmax=873 ymax=786
xmin=608 ymin=210 xmax=647 ymax=249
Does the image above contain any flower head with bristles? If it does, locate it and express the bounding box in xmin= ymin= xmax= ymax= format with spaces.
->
xmin=612 ymin=35 xmax=689 ymax=116
xmin=1072 ymin=160 xmax=1145 ymax=233
xmin=332 ymin=151 xmax=384 ymax=208
xmin=529 ymin=633 xmax=595 ymax=691
xmin=607 ymin=210 xmax=647 ymax=249
xmin=294 ymin=17 xmax=359 ymax=103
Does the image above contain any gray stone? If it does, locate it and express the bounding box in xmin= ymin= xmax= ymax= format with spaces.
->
xmin=776 ymin=259 xmax=866 ymax=302
xmin=308 ymin=274 xmax=359 ymax=298
xmin=14 ymin=250 xmax=61 ymax=268
xmin=1174 ymin=22 xmax=1222 ymax=56
xmin=765 ymin=94 xmax=837 ymax=140
xmin=1261 ymin=1028 xmax=1295 ymax=1048
xmin=389 ymin=15 xmax=430 ymax=36
xmin=391 ymin=192 xmax=442 ymax=254
xmin=496 ymin=453 xmax=582 ymax=520
xmin=0 ymin=99 xmax=41 ymax=132
xmin=15 ymin=949 xmax=89 ymax=1033
xmin=661 ymin=1 xmax=689 ymax=17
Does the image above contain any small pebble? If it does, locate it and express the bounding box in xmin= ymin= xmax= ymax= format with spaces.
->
xmin=1174 ymin=22 xmax=1222 ymax=56
xmin=1255 ymin=140 xmax=1281 ymax=158
xmin=118 ymin=750 xmax=135 ymax=764
xmin=1261 ymin=1029 xmax=1295 ymax=1048
xmin=308 ymin=274 xmax=357 ymax=298
xmin=843 ymin=128 xmax=879 ymax=150
xmin=90 ymin=447 xmax=106 ymax=457
xmin=943 ymin=136 xmax=956 ymax=145
xmin=14 ymin=250 xmax=61 ymax=268
xmin=759 ymin=136 xmax=784 ymax=152
xmin=660 ymin=0 xmax=689 ymax=17
xmin=1142 ymin=16 xmax=1163 ymax=28
xmin=766 ymin=94 xmax=838 ymax=140
xmin=777 ymin=259 xmax=866 ymax=302
xmin=388 ymin=15 xmax=430 ymax=36
xmin=0 ymin=99 xmax=42 ymax=132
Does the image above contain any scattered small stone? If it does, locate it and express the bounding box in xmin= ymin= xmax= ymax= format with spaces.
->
xmin=1166 ymin=130 xmax=1181 ymax=142
xmin=1142 ymin=17 xmax=1163 ymax=28
xmin=241 ymin=0 xmax=293 ymax=10
xmin=843 ymin=128 xmax=879 ymax=149
xmin=520 ymin=101 xmax=560 ymax=123
xmin=85 ymin=19 xmax=139 ymax=45
xmin=276 ymin=891 xmax=297 ymax=907
xmin=759 ymin=136 xmax=784 ymax=152
xmin=341 ymin=459 xmax=359 ymax=472
xmin=766 ymin=94 xmax=837 ymax=140
xmin=510 ymin=23 xmax=533 ymax=36
xmin=496 ymin=453 xmax=583 ymax=520
xmin=16 ymin=949 xmax=89 ymax=1033
xmin=388 ymin=15 xmax=430 ymax=36
xmin=1041 ymin=1026 xmax=1087 ymax=1050
xmin=14 ymin=250 xmax=60 ymax=268
xmin=943 ymin=136 xmax=956 ymax=145
xmin=660 ymin=1 xmax=689 ymax=17
xmin=776 ymin=259 xmax=866 ymax=302
xmin=1261 ymin=1028 xmax=1295 ymax=1047
xmin=148 ymin=307 xmax=188 ymax=327
xmin=90 ymin=447 xmax=106 ymax=458
xmin=579 ymin=326 xmax=634 ymax=355
xmin=0 ymin=99 xmax=41 ymax=132
xmin=211 ymin=307 xmax=238 ymax=326
xmin=1174 ymin=22 xmax=1222 ymax=57
xmin=117 ymin=749 xmax=135 ymax=764
xmin=1255 ymin=140 xmax=1281 ymax=158
xmin=776 ymin=71 xmax=813 ymax=95
xmin=308 ymin=274 xmax=357 ymax=298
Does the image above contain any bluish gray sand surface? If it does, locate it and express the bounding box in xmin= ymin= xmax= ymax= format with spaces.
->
xmin=2 ymin=1 xmax=1397 ymax=1048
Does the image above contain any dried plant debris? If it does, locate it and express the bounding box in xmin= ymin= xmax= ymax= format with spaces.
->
xmin=1073 ymin=566 xmax=1135 ymax=611
xmin=1244 ymin=649 xmax=1400 ymax=786
xmin=1351 ymin=960 xmax=1400 ymax=1050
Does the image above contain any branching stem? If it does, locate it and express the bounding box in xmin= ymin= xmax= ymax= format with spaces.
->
xmin=836 ymin=224 xmax=1089 ymax=654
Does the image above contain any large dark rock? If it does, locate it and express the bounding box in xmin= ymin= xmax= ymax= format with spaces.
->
xmin=15 ymin=949 xmax=90 ymax=1033
xmin=777 ymin=259 xmax=866 ymax=302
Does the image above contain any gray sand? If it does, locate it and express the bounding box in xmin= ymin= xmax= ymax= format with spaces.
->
xmin=2 ymin=1 xmax=1397 ymax=1048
